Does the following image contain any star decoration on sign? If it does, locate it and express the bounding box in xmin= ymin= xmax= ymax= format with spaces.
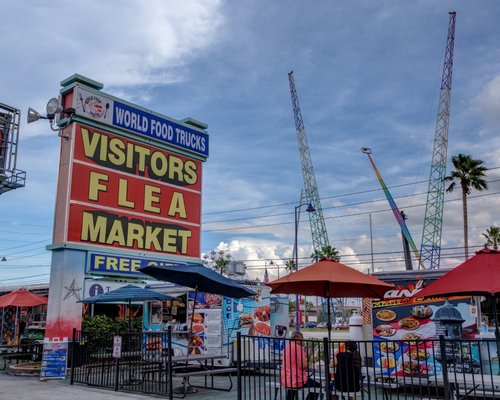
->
xmin=63 ymin=279 xmax=82 ymax=301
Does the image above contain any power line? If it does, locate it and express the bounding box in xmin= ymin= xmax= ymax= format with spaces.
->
xmin=202 ymin=189 xmax=500 ymax=232
xmin=202 ymin=170 xmax=500 ymax=217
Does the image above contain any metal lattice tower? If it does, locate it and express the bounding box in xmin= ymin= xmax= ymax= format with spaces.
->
xmin=288 ymin=71 xmax=329 ymax=252
xmin=0 ymin=103 xmax=26 ymax=195
xmin=420 ymin=12 xmax=456 ymax=269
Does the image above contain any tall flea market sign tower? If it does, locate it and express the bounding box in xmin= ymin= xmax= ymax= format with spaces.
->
xmin=41 ymin=74 xmax=209 ymax=341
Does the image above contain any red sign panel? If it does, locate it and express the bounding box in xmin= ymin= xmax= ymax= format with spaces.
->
xmin=64 ymin=124 xmax=202 ymax=258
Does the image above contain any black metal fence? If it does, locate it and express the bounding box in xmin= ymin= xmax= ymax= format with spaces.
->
xmin=237 ymin=334 xmax=500 ymax=400
xmin=70 ymin=329 xmax=500 ymax=400
xmin=70 ymin=329 xmax=174 ymax=396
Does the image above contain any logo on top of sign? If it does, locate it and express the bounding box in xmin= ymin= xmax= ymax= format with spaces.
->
xmin=383 ymin=280 xmax=424 ymax=299
xmin=76 ymin=87 xmax=114 ymax=125
xmin=84 ymin=95 xmax=107 ymax=119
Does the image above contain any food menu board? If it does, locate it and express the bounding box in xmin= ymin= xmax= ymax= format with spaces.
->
xmin=371 ymin=278 xmax=475 ymax=378
xmin=188 ymin=292 xmax=223 ymax=356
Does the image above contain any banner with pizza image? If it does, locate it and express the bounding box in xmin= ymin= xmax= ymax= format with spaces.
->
xmin=371 ymin=278 xmax=476 ymax=378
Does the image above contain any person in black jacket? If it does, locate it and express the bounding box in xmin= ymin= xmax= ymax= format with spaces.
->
xmin=331 ymin=341 xmax=362 ymax=400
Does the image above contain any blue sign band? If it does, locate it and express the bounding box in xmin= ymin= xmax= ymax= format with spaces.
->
xmin=113 ymin=100 xmax=209 ymax=157
xmin=88 ymin=252 xmax=179 ymax=278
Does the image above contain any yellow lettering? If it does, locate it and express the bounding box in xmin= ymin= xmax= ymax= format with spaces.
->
xmin=81 ymin=212 xmax=107 ymax=242
xmin=184 ymin=160 xmax=197 ymax=185
xmin=177 ymin=230 xmax=192 ymax=254
xmin=144 ymin=185 xmax=161 ymax=213
xmin=81 ymin=128 xmax=100 ymax=158
xmin=119 ymin=258 xmax=131 ymax=271
xmin=168 ymin=192 xmax=186 ymax=218
xmin=150 ymin=151 xmax=168 ymax=177
xmin=130 ymin=259 xmax=141 ymax=272
xmin=145 ymin=226 xmax=162 ymax=250
xmin=168 ymin=156 xmax=183 ymax=181
xmin=88 ymin=171 xmax=109 ymax=201
xmin=126 ymin=142 xmax=135 ymax=169
xmin=106 ymin=257 xmax=119 ymax=271
xmin=108 ymin=138 xmax=126 ymax=165
xmin=118 ymin=178 xmax=134 ymax=208
xmin=135 ymin=146 xmax=150 ymax=173
xmin=106 ymin=220 xmax=126 ymax=246
xmin=127 ymin=222 xmax=144 ymax=248
xmin=99 ymin=133 xmax=108 ymax=161
xmin=162 ymin=229 xmax=178 ymax=252
xmin=93 ymin=255 xmax=106 ymax=271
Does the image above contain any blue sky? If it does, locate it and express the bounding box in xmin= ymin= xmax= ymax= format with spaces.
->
xmin=1 ymin=1 xmax=499 ymax=286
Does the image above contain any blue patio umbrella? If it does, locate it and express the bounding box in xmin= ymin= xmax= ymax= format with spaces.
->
xmin=139 ymin=263 xmax=256 ymax=299
xmin=140 ymin=263 xmax=255 ymax=379
xmin=79 ymin=284 xmax=173 ymax=331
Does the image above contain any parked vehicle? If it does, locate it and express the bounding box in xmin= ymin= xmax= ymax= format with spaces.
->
xmin=19 ymin=324 xmax=45 ymax=361
xmin=316 ymin=322 xmax=327 ymax=328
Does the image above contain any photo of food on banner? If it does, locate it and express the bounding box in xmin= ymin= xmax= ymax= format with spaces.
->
xmin=186 ymin=292 xmax=224 ymax=355
xmin=371 ymin=278 xmax=477 ymax=377
xmin=222 ymin=287 xmax=273 ymax=344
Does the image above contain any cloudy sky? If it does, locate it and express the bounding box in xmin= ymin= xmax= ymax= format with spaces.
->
xmin=1 ymin=1 xmax=499 ymax=286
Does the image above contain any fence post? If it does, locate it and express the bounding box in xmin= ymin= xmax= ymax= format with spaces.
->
xmin=168 ymin=326 xmax=173 ymax=400
xmin=70 ymin=328 xmax=76 ymax=385
xmin=439 ymin=335 xmax=450 ymax=400
xmin=323 ymin=337 xmax=331 ymax=399
xmin=114 ymin=356 xmax=120 ymax=391
xmin=237 ymin=332 xmax=242 ymax=400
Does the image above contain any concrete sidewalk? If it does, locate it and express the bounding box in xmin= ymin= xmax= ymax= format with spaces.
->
xmin=0 ymin=374 xmax=152 ymax=400
xmin=0 ymin=373 xmax=238 ymax=400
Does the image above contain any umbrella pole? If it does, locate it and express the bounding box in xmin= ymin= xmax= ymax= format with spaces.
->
xmin=491 ymin=295 xmax=500 ymax=375
xmin=327 ymin=297 xmax=332 ymax=343
xmin=15 ymin=307 xmax=19 ymax=345
xmin=187 ymin=286 xmax=199 ymax=354
xmin=0 ymin=308 xmax=3 ymax=344
xmin=128 ymin=299 xmax=132 ymax=333
xmin=173 ymin=287 xmax=199 ymax=395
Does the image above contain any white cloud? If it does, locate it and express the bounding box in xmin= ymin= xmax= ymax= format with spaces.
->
xmin=472 ymin=75 xmax=500 ymax=136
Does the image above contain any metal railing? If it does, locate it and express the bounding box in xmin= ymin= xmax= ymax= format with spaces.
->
xmin=69 ymin=329 xmax=500 ymax=400
xmin=70 ymin=329 xmax=173 ymax=396
xmin=237 ymin=334 xmax=500 ymax=400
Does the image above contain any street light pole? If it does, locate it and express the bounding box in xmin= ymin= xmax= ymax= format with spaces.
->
xmin=294 ymin=202 xmax=315 ymax=332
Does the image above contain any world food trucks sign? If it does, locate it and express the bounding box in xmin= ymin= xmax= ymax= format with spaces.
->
xmin=75 ymin=86 xmax=209 ymax=157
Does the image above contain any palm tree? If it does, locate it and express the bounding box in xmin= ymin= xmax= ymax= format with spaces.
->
xmin=445 ymin=154 xmax=488 ymax=259
xmin=285 ymin=259 xmax=296 ymax=273
xmin=311 ymin=245 xmax=341 ymax=262
xmin=483 ymin=226 xmax=500 ymax=250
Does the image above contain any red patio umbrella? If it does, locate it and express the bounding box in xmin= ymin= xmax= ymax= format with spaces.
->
xmin=415 ymin=248 xmax=500 ymax=298
xmin=268 ymin=257 xmax=393 ymax=340
xmin=0 ymin=289 xmax=48 ymax=308
xmin=0 ymin=289 xmax=47 ymax=345
xmin=413 ymin=247 xmax=500 ymax=339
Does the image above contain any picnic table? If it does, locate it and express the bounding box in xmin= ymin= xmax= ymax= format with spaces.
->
xmin=80 ymin=350 xmax=235 ymax=396
xmin=0 ymin=344 xmax=39 ymax=370
xmin=170 ymin=354 xmax=236 ymax=397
